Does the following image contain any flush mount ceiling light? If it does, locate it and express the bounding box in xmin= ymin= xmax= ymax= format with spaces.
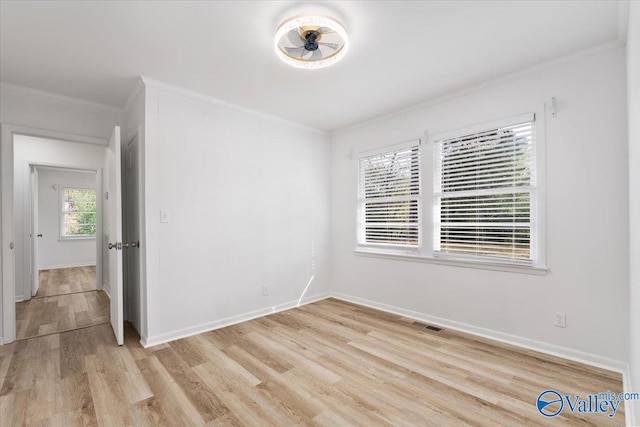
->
xmin=274 ymin=15 xmax=348 ymax=70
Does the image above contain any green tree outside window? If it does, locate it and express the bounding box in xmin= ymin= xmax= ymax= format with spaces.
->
xmin=62 ymin=188 xmax=97 ymax=237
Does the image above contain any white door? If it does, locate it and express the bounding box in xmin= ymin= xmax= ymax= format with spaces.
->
xmin=107 ymin=126 xmax=124 ymax=345
xmin=31 ymin=167 xmax=39 ymax=297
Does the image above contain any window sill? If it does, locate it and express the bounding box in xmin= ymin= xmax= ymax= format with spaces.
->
xmin=353 ymin=248 xmax=548 ymax=275
xmin=59 ymin=237 xmax=96 ymax=242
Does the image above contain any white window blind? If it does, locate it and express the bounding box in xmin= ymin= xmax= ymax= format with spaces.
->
xmin=358 ymin=142 xmax=420 ymax=248
xmin=434 ymin=117 xmax=535 ymax=264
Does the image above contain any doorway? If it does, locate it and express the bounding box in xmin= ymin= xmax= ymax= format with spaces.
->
xmin=15 ymin=165 xmax=109 ymax=340
xmin=1 ymin=125 xmax=131 ymax=346
xmin=122 ymin=135 xmax=142 ymax=335
xmin=1 ymin=129 xmax=109 ymax=344
xmin=30 ymin=166 xmax=98 ymax=297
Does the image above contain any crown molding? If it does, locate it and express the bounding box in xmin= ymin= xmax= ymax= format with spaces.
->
xmin=123 ymin=77 xmax=145 ymax=112
xmin=618 ymin=0 xmax=630 ymax=45
xmin=0 ymin=81 xmax=124 ymax=113
xmin=332 ymin=39 xmax=625 ymax=137
xmin=138 ymin=76 xmax=329 ymax=137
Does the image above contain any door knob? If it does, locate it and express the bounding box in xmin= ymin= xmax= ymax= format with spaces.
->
xmin=108 ymin=242 xmax=122 ymax=250
xmin=37 ymin=234 xmax=43 ymax=237
xmin=130 ymin=241 xmax=140 ymax=248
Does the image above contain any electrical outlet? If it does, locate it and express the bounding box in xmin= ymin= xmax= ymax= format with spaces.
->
xmin=262 ymin=285 xmax=270 ymax=296
xmin=554 ymin=312 xmax=566 ymax=328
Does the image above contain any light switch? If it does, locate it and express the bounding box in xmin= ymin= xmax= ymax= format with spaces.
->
xmin=160 ymin=210 xmax=169 ymax=223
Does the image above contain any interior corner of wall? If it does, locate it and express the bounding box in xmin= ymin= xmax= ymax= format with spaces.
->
xmin=102 ymin=282 xmax=111 ymax=300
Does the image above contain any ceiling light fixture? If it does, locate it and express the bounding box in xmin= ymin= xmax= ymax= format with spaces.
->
xmin=274 ymin=15 xmax=348 ymax=70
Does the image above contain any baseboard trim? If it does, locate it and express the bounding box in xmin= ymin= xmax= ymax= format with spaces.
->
xmin=141 ymin=292 xmax=330 ymax=348
xmin=622 ymin=365 xmax=637 ymax=427
xmin=138 ymin=288 xmax=632 ymax=414
xmin=330 ymin=292 xmax=628 ymax=374
xmin=102 ymin=286 xmax=111 ymax=300
xmin=140 ymin=333 xmax=148 ymax=348
xmin=15 ymin=295 xmax=24 ymax=303
xmin=39 ymin=263 xmax=96 ymax=271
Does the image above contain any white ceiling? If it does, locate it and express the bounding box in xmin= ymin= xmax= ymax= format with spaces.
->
xmin=0 ymin=1 xmax=624 ymax=132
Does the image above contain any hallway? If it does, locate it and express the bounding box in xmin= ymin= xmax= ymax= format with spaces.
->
xmin=15 ymin=267 xmax=109 ymax=340
xmin=35 ymin=266 xmax=96 ymax=297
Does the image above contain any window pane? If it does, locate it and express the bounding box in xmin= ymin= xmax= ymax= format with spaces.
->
xmin=359 ymin=144 xmax=420 ymax=247
xmin=440 ymin=193 xmax=530 ymax=223
xmin=439 ymin=226 xmax=531 ymax=260
xmin=434 ymin=120 xmax=534 ymax=263
xmin=62 ymin=188 xmax=97 ymax=237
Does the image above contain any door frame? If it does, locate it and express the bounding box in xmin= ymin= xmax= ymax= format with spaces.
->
xmin=30 ymin=166 xmax=39 ymax=297
xmin=1 ymin=124 xmax=107 ymax=344
xmin=27 ymin=164 xmax=101 ymax=299
xmin=122 ymin=134 xmax=141 ymax=329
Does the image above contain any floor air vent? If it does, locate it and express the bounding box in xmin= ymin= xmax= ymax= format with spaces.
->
xmin=412 ymin=321 xmax=442 ymax=332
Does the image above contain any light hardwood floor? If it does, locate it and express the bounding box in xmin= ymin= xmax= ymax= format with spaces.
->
xmin=15 ymin=290 xmax=109 ymax=340
xmin=36 ymin=266 xmax=96 ymax=298
xmin=0 ymin=298 xmax=625 ymax=426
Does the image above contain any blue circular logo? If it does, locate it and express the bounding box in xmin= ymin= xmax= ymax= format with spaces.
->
xmin=536 ymin=390 xmax=564 ymax=417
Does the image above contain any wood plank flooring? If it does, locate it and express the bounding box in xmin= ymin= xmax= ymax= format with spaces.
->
xmin=15 ymin=290 xmax=109 ymax=340
xmin=36 ymin=266 xmax=96 ymax=298
xmin=1 ymin=298 xmax=625 ymax=426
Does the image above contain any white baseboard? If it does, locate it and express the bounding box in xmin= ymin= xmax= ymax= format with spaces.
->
xmin=102 ymin=285 xmax=111 ymax=300
xmin=330 ymin=292 xmax=628 ymax=374
xmin=622 ymin=365 xmax=636 ymax=427
xmin=39 ymin=263 xmax=96 ymax=271
xmin=138 ymin=289 xmax=636 ymax=423
xmin=140 ymin=333 xmax=148 ymax=348
xmin=141 ymin=292 xmax=330 ymax=348
xmin=15 ymin=295 xmax=24 ymax=303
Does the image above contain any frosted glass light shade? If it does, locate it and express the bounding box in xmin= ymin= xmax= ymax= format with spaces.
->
xmin=274 ymin=15 xmax=348 ymax=69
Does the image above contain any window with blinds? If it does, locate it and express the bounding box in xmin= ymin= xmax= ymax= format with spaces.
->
xmin=358 ymin=142 xmax=420 ymax=248
xmin=434 ymin=116 xmax=535 ymax=264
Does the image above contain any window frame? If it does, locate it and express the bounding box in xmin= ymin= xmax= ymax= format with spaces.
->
xmin=59 ymin=186 xmax=97 ymax=241
xmin=356 ymin=139 xmax=422 ymax=255
xmin=354 ymin=112 xmax=547 ymax=275
xmin=432 ymin=113 xmax=536 ymax=266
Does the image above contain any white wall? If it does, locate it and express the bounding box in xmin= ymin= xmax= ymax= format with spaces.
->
xmin=331 ymin=47 xmax=629 ymax=368
xmin=142 ymin=82 xmax=331 ymax=345
xmin=626 ymin=1 xmax=640 ymax=422
xmin=13 ymin=136 xmax=106 ymax=301
xmin=36 ymin=168 xmax=97 ymax=270
xmin=0 ymin=83 xmax=123 ymax=141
